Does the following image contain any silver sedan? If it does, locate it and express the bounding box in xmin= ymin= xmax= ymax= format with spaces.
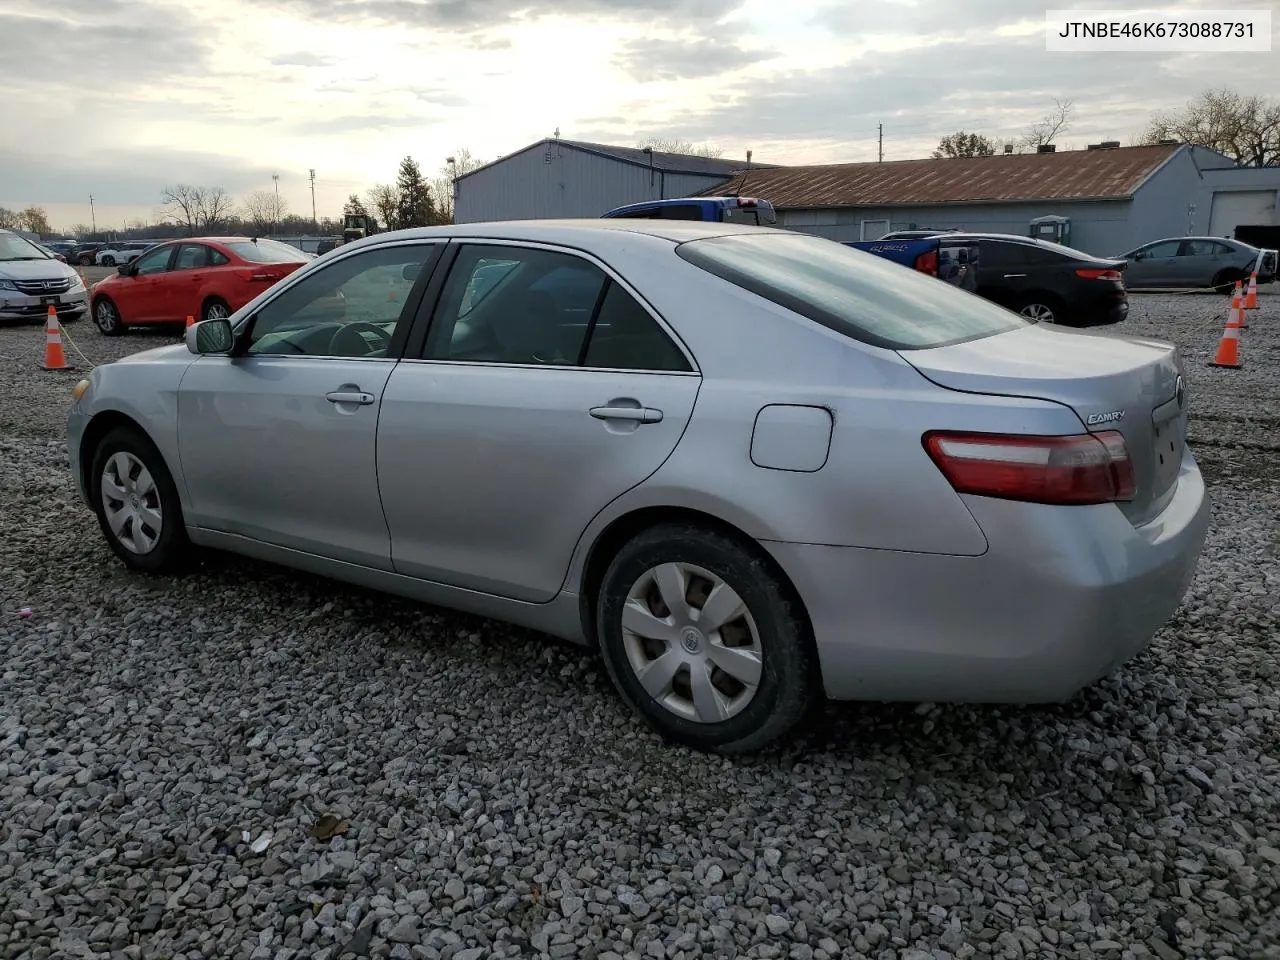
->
xmin=66 ymin=220 xmax=1210 ymax=754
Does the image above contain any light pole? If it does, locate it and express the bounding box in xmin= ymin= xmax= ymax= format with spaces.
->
xmin=445 ymin=156 xmax=457 ymax=222
xmin=309 ymin=169 xmax=317 ymax=233
xmin=272 ymin=174 xmax=280 ymax=237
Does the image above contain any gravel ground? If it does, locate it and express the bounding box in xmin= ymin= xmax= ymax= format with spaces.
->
xmin=1 ymin=294 xmax=1277 ymax=960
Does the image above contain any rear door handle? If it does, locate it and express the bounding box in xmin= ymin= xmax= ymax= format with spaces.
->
xmin=1003 ymin=273 xmax=1027 ymax=278
xmin=590 ymin=405 xmax=663 ymax=423
xmin=326 ymin=390 xmax=375 ymax=405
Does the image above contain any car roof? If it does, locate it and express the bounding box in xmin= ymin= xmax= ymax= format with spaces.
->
xmin=342 ymin=219 xmax=791 ymax=253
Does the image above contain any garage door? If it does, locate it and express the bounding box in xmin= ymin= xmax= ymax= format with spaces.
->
xmin=1209 ymin=190 xmax=1276 ymax=237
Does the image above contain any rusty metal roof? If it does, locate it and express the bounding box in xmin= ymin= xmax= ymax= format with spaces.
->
xmin=704 ymin=144 xmax=1182 ymax=208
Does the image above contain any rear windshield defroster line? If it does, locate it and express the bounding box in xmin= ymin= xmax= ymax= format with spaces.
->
xmin=674 ymin=232 xmax=1027 ymax=351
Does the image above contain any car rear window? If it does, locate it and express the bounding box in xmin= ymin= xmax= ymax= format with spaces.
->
xmin=224 ymin=239 xmax=309 ymax=263
xmin=675 ymin=232 xmax=1028 ymax=350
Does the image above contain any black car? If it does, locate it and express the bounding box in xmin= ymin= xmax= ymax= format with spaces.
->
xmin=70 ymin=242 xmax=107 ymax=266
xmin=934 ymin=233 xmax=1129 ymax=327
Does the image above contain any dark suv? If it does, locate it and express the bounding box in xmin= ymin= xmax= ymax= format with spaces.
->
xmin=937 ymin=233 xmax=1129 ymax=327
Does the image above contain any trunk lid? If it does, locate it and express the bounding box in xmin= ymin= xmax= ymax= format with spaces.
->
xmin=900 ymin=324 xmax=1187 ymax=526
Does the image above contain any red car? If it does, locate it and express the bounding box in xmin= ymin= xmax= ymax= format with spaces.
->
xmin=89 ymin=237 xmax=312 ymax=336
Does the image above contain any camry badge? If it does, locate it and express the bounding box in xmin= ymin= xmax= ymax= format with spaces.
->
xmin=1087 ymin=410 xmax=1126 ymax=425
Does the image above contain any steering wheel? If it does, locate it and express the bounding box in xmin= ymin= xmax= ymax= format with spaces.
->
xmin=328 ymin=321 xmax=392 ymax=357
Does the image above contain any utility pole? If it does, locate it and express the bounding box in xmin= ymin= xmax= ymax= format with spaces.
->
xmin=309 ymin=169 xmax=317 ymax=232
xmin=878 ymin=124 xmax=883 ymax=163
xmin=272 ymin=173 xmax=280 ymax=237
xmin=89 ymin=195 xmax=96 ymax=234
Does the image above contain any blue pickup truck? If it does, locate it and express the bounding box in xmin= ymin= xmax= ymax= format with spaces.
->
xmin=602 ymin=196 xmax=777 ymax=226
xmin=844 ymin=237 xmax=978 ymax=291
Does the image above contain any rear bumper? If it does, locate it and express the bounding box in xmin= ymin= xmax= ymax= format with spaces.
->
xmin=764 ymin=449 xmax=1209 ymax=704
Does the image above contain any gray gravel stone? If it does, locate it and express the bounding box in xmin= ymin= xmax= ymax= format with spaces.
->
xmin=1 ymin=294 xmax=1278 ymax=958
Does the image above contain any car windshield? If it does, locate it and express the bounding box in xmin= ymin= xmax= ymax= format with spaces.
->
xmin=676 ymin=232 xmax=1028 ymax=350
xmin=224 ymin=239 xmax=309 ymax=264
xmin=0 ymin=233 xmax=52 ymax=262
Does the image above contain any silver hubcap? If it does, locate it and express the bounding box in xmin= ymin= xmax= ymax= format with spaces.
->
xmin=100 ymin=452 xmax=162 ymax=554
xmin=622 ymin=562 xmax=763 ymax=724
xmin=95 ymin=301 xmax=116 ymax=330
xmin=206 ymin=303 xmax=228 ymax=321
xmin=1021 ymin=303 xmax=1055 ymax=323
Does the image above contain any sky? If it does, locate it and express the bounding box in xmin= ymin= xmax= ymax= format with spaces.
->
xmin=3 ymin=0 xmax=1278 ymax=232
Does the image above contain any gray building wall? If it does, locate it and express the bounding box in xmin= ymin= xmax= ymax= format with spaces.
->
xmin=778 ymin=200 xmax=1132 ymax=255
xmin=455 ymin=142 xmax=734 ymax=224
xmin=1125 ymin=146 xmax=1205 ymax=252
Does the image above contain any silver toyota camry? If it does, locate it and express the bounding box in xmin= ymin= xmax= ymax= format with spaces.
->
xmin=66 ymin=219 xmax=1210 ymax=754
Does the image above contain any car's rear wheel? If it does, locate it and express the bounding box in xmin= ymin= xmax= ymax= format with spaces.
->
xmin=1212 ymin=269 xmax=1244 ymax=295
xmin=202 ymin=297 xmax=231 ymax=323
xmin=93 ymin=297 xmax=125 ymax=336
xmin=1017 ymin=295 xmax=1062 ymax=324
xmin=78 ymin=254 xmax=95 ymax=266
xmin=596 ymin=524 xmax=818 ymax=754
xmin=90 ymin=426 xmax=190 ymax=574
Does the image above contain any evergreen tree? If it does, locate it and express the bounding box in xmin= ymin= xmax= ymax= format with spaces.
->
xmin=393 ymin=156 xmax=436 ymax=229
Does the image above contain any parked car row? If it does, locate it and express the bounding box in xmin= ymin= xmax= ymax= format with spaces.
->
xmin=1114 ymin=236 xmax=1277 ymax=292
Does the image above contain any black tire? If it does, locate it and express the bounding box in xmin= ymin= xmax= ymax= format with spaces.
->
xmin=78 ymin=254 xmax=95 ymax=266
xmin=596 ymin=523 xmax=818 ymax=755
xmin=89 ymin=426 xmax=191 ymax=574
xmin=202 ymin=297 xmax=231 ymax=323
xmin=1212 ymin=270 xmax=1244 ymax=295
xmin=100 ymin=255 xmax=116 ymax=267
xmin=93 ymin=297 xmax=126 ymax=336
xmin=1016 ymin=293 xmax=1065 ymax=325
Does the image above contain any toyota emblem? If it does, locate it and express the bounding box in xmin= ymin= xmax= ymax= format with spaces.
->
xmin=1174 ymin=375 xmax=1185 ymax=408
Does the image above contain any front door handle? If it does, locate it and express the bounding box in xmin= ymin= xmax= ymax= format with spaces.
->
xmin=590 ymin=405 xmax=663 ymax=423
xmin=1003 ymin=273 xmax=1027 ymax=278
xmin=326 ymin=390 xmax=375 ymax=405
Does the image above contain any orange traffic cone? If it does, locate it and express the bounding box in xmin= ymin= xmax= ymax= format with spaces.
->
xmin=1209 ymin=313 xmax=1242 ymax=369
xmin=40 ymin=307 xmax=72 ymax=371
xmin=1230 ymin=283 xmax=1248 ymax=330
xmin=1244 ymin=270 xmax=1259 ymax=309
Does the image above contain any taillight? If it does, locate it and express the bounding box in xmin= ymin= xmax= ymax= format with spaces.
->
xmin=914 ymin=249 xmax=938 ymax=276
xmin=923 ymin=430 xmax=1135 ymax=505
xmin=1076 ymin=268 xmax=1123 ymax=281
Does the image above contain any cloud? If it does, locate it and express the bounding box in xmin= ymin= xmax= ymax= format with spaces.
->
xmin=269 ymin=50 xmax=336 ymax=67
xmin=0 ymin=6 xmax=211 ymax=88
xmin=613 ymin=37 xmax=764 ymax=81
xmin=0 ymin=148 xmax=279 ymax=210
xmin=259 ymin=0 xmax=744 ymax=31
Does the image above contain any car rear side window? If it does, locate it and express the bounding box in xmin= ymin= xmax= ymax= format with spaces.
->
xmin=675 ymin=232 xmax=1027 ymax=350
xmin=224 ymin=239 xmax=308 ymax=264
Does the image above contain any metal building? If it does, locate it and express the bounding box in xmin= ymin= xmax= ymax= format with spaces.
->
xmin=707 ymin=144 xmax=1280 ymax=257
xmin=453 ymin=138 xmax=770 ymax=224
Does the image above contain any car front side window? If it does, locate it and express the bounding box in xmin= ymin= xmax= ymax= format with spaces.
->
xmin=246 ymin=244 xmax=437 ymax=359
xmin=133 ymin=247 xmax=173 ymax=275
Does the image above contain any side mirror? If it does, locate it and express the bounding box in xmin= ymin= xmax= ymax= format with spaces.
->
xmin=185 ymin=318 xmax=235 ymax=355
xmin=117 ymin=264 xmax=131 ymax=276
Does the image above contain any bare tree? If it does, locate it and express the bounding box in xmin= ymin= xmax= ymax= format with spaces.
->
xmin=1022 ymin=98 xmax=1075 ymax=149
xmin=932 ymin=131 xmax=997 ymax=159
xmin=343 ymin=194 xmax=368 ymax=218
xmin=15 ymin=207 xmax=51 ymax=233
xmin=160 ymin=185 xmax=205 ymax=235
xmin=0 ymin=207 xmax=19 ymax=229
xmin=636 ymin=136 xmax=724 ymax=158
xmin=242 ymin=189 xmax=289 ymax=233
xmin=432 ymin=147 xmax=487 ymax=223
xmin=1141 ymin=88 xmax=1280 ymax=167
xmin=365 ymin=184 xmax=399 ymax=229
xmin=198 ymin=187 xmax=235 ymax=231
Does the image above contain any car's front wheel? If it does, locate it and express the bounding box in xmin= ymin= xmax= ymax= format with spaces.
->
xmin=93 ymin=297 xmax=125 ymax=336
xmin=596 ymin=524 xmax=818 ymax=754
xmin=100 ymin=255 xmax=116 ymax=267
xmin=90 ymin=426 xmax=190 ymax=574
